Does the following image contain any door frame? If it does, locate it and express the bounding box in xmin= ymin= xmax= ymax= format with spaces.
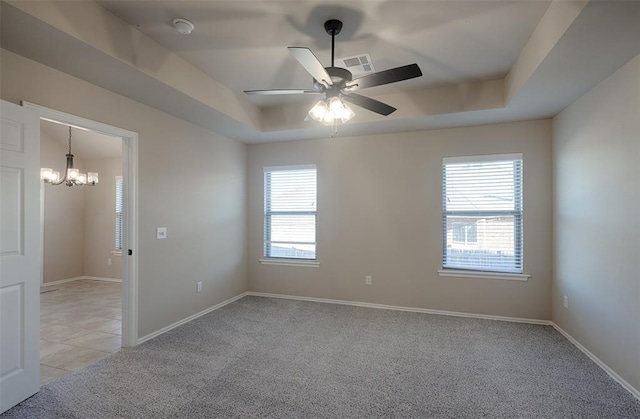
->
xmin=23 ymin=101 xmax=139 ymax=347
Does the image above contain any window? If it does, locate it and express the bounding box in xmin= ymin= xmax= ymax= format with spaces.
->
xmin=264 ymin=166 xmax=317 ymax=260
xmin=442 ymin=154 xmax=523 ymax=273
xmin=115 ymin=176 xmax=123 ymax=251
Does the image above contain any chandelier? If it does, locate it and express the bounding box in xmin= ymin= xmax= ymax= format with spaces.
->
xmin=40 ymin=126 xmax=98 ymax=187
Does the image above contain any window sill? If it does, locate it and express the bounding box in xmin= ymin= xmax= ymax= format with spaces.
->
xmin=111 ymin=250 xmax=123 ymax=256
xmin=259 ymin=258 xmax=319 ymax=268
xmin=438 ymin=269 xmax=529 ymax=281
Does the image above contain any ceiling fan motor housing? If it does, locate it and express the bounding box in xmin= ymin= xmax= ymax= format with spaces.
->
xmin=313 ymin=67 xmax=353 ymax=93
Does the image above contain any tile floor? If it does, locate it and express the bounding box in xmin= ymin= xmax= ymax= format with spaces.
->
xmin=40 ymin=279 xmax=122 ymax=386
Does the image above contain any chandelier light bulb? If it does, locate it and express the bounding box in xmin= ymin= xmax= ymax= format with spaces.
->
xmin=77 ymin=173 xmax=87 ymax=185
xmin=68 ymin=168 xmax=79 ymax=180
xmin=88 ymin=172 xmax=99 ymax=185
xmin=41 ymin=168 xmax=53 ymax=182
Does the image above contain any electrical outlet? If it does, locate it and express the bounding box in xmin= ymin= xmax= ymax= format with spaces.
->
xmin=365 ymin=275 xmax=372 ymax=285
xmin=107 ymin=258 xmax=112 ymax=266
xmin=563 ymin=295 xmax=569 ymax=309
xmin=157 ymin=227 xmax=167 ymax=239
xmin=197 ymin=281 xmax=203 ymax=293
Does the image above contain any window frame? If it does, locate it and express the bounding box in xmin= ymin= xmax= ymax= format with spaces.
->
xmin=440 ymin=153 xmax=528 ymax=280
xmin=261 ymin=165 xmax=318 ymax=266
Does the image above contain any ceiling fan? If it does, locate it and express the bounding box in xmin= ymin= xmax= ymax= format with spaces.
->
xmin=244 ymin=19 xmax=423 ymax=126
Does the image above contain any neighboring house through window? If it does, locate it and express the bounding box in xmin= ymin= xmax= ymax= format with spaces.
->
xmin=442 ymin=154 xmax=523 ymax=273
xmin=115 ymin=176 xmax=123 ymax=251
xmin=452 ymin=222 xmax=478 ymax=244
xmin=264 ymin=165 xmax=317 ymax=260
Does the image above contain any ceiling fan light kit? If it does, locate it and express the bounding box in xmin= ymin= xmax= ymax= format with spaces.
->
xmin=309 ymin=97 xmax=355 ymax=124
xmin=244 ymin=19 xmax=423 ymax=134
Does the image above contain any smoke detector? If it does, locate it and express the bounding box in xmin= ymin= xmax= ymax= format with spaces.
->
xmin=172 ymin=18 xmax=195 ymax=35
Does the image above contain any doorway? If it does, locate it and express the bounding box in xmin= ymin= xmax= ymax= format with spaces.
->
xmin=39 ymin=119 xmax=124 ymax=385
xmin=23 ymin=102 xmax=139 ymax=363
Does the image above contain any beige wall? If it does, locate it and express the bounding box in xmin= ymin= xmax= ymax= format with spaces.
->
xmin=41 ymin=129 xmax=85 ymax=283
xmin=83 ymin=158 xmax=122 ymax=280
xmin=552 ymin=54 xmax=640 ymax=391
xmin=248 ymin=120 xmax=553 ymax=320
xmin=1 ymin=48 xmax=248 ymax=338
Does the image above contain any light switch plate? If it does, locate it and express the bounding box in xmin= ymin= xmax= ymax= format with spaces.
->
xmin=157 ymin=227 xmax=167 ymax=239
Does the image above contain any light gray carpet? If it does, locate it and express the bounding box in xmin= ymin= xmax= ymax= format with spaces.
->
xmin=3 ymin=296 xmax=640 ymax=418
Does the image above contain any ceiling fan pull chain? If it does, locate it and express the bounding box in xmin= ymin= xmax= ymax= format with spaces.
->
xmin=331 ymin=120 xmax=338 ymax=138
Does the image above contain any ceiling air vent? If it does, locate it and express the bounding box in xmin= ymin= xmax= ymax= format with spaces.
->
xmin=335 ymin=54 xmax=375 ymax=77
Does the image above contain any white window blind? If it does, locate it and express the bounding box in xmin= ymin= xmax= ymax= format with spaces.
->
xmin=442 ymin=154 xmax=523 ymax=273
xmin=115 ymin=176 xmax=123 ymax=251
xmin=264 ymin=166 xmax=317 ymax=260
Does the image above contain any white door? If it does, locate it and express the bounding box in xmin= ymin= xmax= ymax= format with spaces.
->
xmin=0 ymin=100 xmax=40 ymax=413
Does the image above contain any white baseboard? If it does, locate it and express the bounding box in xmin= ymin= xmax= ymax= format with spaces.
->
xmin=551 ymin=323 xmax=640 ymax=401
xmin=41 ymin=276 xmax=85 ymax=287
xmin=42 ymin=275 xmax=122 ymax=287
xmin=137 ymin=292 xmax=248 ymax=345
xmin=246 ymin=291 xmax=552 ymax=325
xmin=83 ymin=276 xmax=122 ymax=283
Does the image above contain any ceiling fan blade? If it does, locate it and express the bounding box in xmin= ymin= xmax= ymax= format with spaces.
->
xmin=342 ymin=93 xmax=397 ymax=116
xmin=244 ymin=89 xmax=321 ymax=96
xmin=288 ymin=47 xmax=333 ymax=87
xmin=346 ymin=63 xmax=422 ymax=91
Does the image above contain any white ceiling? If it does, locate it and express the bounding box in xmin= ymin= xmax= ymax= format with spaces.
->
xmin=97 ymin=1 xmax=551 ymax=107
xmin=2 ymin=1 xmax=639 ymax=144
xmin=41 ymin=119 xmax=122 ymax=160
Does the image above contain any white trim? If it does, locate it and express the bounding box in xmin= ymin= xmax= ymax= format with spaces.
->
xmin=246 ymin=292 xmax=551 ymax=325
xmin=39 ymin=182 xmax=45 ymax=286
xmin=258 ymin=258 xmax=320 ymax=268
xmin=121 ymin=121 xmax=139 ymax=348
xmin=41 ymin=276 xmax=85 ymax=287
xmin=23 ymin=102 xmax=138 ymax=139
xmin=110 ymin=251 xmax=123 ymax=256
xmin=438 ymin=269 xmax=530 ymax=281
xmin=551 ymin=323 xmax=640 ymax=401
xmin=137 ymin=292 xmax=248 ymax=345
xmin=443 ymin=153 xmax=523 ymax=164
xmin=83 ymin=276 xmax=122 ymax=283
xmin=263 ymin=164 xmax=316 ymax=172
xmin=41 ymin=276 xmax=122 ymax=287
xmin=23 ymin=101 xmax=139 ymax=348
